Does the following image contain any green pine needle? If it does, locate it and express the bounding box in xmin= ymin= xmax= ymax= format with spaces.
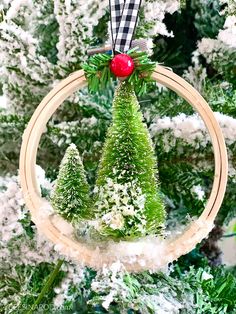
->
xmin=82 ymin=53 xmax=113 ymax=92
xmin=26 ymin=260 xmax=64 ymax=314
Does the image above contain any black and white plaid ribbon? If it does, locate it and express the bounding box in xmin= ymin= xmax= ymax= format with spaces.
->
xmin=109 ymin=0 xmax=142 ymax=53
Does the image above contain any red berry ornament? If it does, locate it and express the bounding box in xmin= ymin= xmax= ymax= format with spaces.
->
xmin=110 ymin=54 xmax=135 ymax=77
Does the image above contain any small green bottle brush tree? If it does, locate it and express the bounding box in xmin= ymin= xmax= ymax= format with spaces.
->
xmin=51 ymin=144 xmax=92 ymax=222
xmin=51 ymin=51 xmax=166 ymax=240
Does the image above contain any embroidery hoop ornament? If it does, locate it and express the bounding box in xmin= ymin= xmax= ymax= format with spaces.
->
xmin=19 ymin=65 xmax=228 ymax=272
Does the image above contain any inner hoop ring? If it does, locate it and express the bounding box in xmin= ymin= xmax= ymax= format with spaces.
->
xmin=19 ymin=66 xmax=228 ymax=272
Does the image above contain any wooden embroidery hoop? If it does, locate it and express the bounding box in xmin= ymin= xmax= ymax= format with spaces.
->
xmin=19 ymin=66 xmax=228 ymax=272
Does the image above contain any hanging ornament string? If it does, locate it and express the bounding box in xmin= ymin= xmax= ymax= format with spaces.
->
xmin=110 ymin=0 xmax=142 ymax=53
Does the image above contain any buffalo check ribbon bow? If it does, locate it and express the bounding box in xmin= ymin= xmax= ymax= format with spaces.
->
xmin=109 ymin=0 xmax=142 ymax=53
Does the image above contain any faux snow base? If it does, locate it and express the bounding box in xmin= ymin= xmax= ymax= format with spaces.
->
xmin=39 ymin=205 xmax=214 ymax=272
xmin=19 ymin=66 xmax=228 ymax=272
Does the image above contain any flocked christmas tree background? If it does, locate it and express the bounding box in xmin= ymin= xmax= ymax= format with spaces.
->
xmin=0 ymin=0 xmax=236 ymax=313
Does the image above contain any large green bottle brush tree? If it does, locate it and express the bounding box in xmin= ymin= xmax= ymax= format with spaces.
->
xmin=94 ymin=81 xmax=166 ymax=240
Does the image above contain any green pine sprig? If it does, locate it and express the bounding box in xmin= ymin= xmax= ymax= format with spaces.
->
xmin=127 ymin=47 xmax=156 ymax=95
xmin=82 ymin=48 xmax=156 ymax=95
xmin=82 ymin=53 xmax=113 ymax=93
